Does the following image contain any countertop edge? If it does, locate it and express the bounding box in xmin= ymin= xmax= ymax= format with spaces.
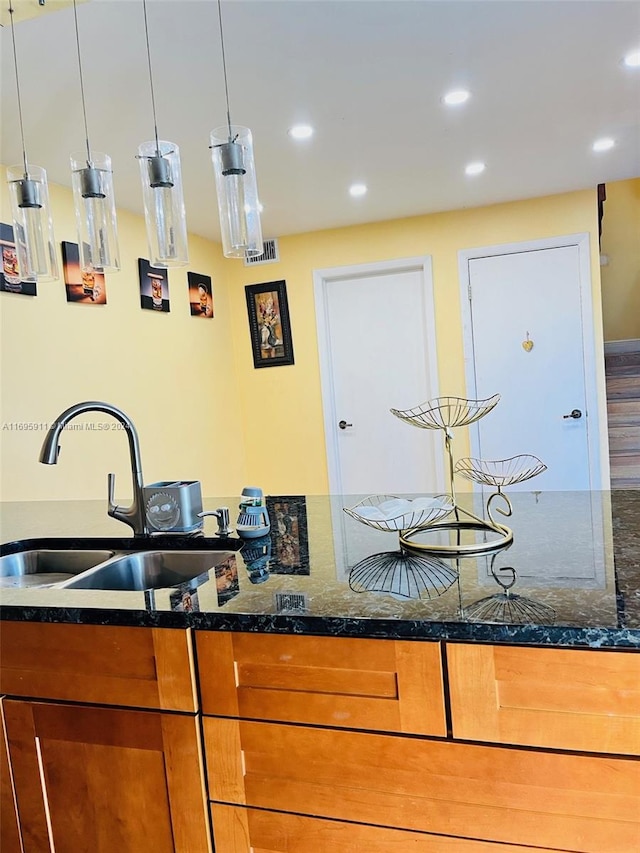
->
xmin=1 ymin=605 xmax=639 ymax=649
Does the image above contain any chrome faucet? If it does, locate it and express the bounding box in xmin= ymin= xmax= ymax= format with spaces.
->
xmin=39 ymin=401 xmax=150 ymax=536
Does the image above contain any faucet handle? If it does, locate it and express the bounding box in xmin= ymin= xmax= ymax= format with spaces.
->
xmin=107 ymin=472 xmax=117 ymax=515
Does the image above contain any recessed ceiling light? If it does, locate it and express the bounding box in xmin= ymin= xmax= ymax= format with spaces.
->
xmin=288 ymin=124 xmax=314 ymax=140
xmin=443 ymin=89 xmax=470 ymax=106
xmin=623 ymin=49 xmax=640 ymax=68
xmin=465 ymin=161 xmax=485 ymax=176
xmin=349 ymin=183 xmax=367 ymax=197
xmin=592 ymin=137 xmax=615 ymax=152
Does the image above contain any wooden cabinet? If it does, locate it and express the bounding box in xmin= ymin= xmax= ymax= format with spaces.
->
xmin=203 ymin=716 xmax=639 ymax=853
xmin=197 ymin=631 xmax=446 ymax=736
xmin=0 ymin=698 xmax=22 ymax=853
xmin=447 ymin=643 xmax=640 ymax=755
xmin=3 ymin=698 xmax=211 ymax=853
xmin=0 ymin=622 xmax=197 ymax=712
xmin=210 ymin=804 xmax=572 ymax=852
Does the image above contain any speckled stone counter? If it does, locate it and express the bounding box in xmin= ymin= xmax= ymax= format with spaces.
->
xmin=1 ymin=490 xmax=639 ymax=648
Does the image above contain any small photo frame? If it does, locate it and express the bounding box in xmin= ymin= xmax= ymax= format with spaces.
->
xmin=0 ymin=222 xmax=37 ymax=297
xmin=245 ymin=279 xmax=294 ymax=368
xmin=188 ymin=271 xmax=213 ymax=318
xmin=139 ymin=258 xmax=170 ymax=312
xmin=266 ymin=495 xmax=310 ymax=575
xmin=61 ymin=241 xmax=107 ymax=305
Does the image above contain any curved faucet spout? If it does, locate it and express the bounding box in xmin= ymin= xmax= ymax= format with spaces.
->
xmin=39 ymin=401 xmax=149 ymax=536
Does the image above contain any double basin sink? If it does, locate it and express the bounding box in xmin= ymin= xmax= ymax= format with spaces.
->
xmin=0 ymin=543 xmax=240 ymax=592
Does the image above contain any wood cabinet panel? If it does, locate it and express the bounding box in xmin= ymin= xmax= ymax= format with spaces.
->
xmin=197 ymin=631 xmax=446 ymax=735
xmin=210 ymin=804 xmax=573 ymax=852
xmin=0 ymin=622 xmax=197 ymax=711
xmin=447 ymin=644 xmax=640 ymax=755
xmin=4 ymin=699 xmax=211 ymax=853
xmin=0 ymin=699 xmax=21 ymax=853
xmin=204 ymin=717 xmax=640 ymax=853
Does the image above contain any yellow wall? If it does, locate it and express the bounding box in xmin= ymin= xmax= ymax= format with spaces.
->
xmin=0 ymin=168 xmax=248 ymax=502
xmin=225 ymin=189 xmax=606 ymax=494
xmin=1 ymin=170 xmax=607 ymax=503
xmin=600 ymin=177 xmax=640 ymax=342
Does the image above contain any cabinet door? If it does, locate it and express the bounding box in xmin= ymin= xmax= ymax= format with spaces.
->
xmin=0 ymin=699 xmax=22 ymax=853
xmin=204 ymin=717 xmax=640 ymax=853
xmin=0 ymin=622 xmax=197 ymax=711
xmin=4 ymin=699 xmax=211 ymax=853
xmin=447 ymin=643 xmax=640 ymax=755
xmin=197 ymin=631 xmax=446 ymax=736
xmin=210 ymin=804 xmax=571 ymax=852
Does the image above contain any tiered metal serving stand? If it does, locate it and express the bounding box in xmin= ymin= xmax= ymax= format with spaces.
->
xmin=344 ymin=394 xmax=546 ymax=558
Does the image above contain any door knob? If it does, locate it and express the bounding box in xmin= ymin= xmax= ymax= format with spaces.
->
xmin=338 ymin=420 xmax=353 ymax=430
xmin=563 ymin=409 xmax=582 ymax=419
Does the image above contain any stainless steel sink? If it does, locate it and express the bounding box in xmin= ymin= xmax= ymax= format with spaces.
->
xmin=0 ymin=550 xmax=115 ymax=589
xmin=60 ymin=550 xmax=236 ymax=591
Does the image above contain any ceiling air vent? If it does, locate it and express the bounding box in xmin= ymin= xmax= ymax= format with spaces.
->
xmin=244 ymin=238 xmax=279 ymax=266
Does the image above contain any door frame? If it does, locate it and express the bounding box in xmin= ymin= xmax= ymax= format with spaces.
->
xmin=313 ymin=256 xmax=442 ymax=495
xmin=457 ymin=232 xmax=606 ymax=490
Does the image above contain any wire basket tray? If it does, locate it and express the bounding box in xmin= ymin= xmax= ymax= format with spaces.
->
xmin=463 ymin=592 xmax=556 ymax=625
xmin=349 ymin=550 xmax=458 ymax=600
xmin=390 ymin=394 xmax=500 ymax=431
xmin=343 ymin=494 xmax=455 ymax=533
xmin=454 ymin=454 xmax=547 ymax=488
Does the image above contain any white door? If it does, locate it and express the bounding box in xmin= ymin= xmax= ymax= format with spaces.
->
xmin=460 ymin=235 xmax=603 ymax=490
xmin=314 ymin=258 xmax=442 ymax=497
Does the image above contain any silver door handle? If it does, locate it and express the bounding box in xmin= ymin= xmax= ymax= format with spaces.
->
xmin=563 ymin=409 xmax=582 ymax=419
xmin=338 ymin=420 xmax=353 ymax=430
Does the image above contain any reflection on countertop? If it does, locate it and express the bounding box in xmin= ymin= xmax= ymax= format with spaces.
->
xmin=0 ymin=491 xmax=638 ymax=648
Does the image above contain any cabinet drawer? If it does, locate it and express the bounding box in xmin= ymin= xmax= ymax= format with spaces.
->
xmin=197 ymin=631 xmax=445 ymax=736
xmin=204 ymin=718 xmax=640 ymax=853
xmin=210 ymin=804 xmax=572 ymax=852
xmin=0 ymin=622 xmax=197 ymax=711
xmin=447 ymin=643 xmax=640 ymax=755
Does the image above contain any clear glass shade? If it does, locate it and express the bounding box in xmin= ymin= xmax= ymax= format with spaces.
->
xmin=6 ymin=163 xmax=58 ymax=281
xmin=70 ymin=151 xmax=120 ymax=273
xmin=210 ymin=125 xmax=263 ymax=259
xmin=137 ymin=140 xmax=188 ymax=267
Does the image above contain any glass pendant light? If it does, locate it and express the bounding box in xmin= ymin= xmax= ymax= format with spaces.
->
xmin=5 ymin=3 xmax=58 ymax=281
xmin=70 ymin=0 xmax=120 ymax=273
xmin=137 ymin=0 xmax=188 ymax=267
xmin=210 ymin=0 xmax=263 ymax=259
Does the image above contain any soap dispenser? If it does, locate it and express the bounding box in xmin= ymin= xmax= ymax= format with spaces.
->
xmin=236 ymin=486 xmax=271 ymax=539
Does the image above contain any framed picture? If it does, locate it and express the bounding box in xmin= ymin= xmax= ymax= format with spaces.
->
xmin=245 ymin=279 xmax=294 ymax=368
xmin=266 ymin=495 xmax=310 ymax=575
xmin=61 ymin=241 xmax=107 ymax=304
xmin=138 ymin=258 xmax=170 ymax=312
xmin=188 ymin=271 xmax=213 ymax=318
xmin=0 ymin=222 xmax=37 ymax=296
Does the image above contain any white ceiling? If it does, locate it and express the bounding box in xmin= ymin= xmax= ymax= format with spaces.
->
xmin=1 ymin=0 xmax=639 ymax=243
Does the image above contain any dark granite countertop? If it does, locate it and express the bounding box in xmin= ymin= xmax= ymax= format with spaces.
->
xmin=1 ymin=491 xmax=639 ymax=649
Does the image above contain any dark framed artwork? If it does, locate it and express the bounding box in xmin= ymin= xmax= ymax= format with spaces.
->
xmin=266 ymin=495 xmax=310 ymax=575
xmin=138 ymin=258 xmax=170 ymax=312
xmin=0 ymin=222 xmax=37 ymax=296
xmin=245 ymin=279 xmax=294 ymax=368
xmin=61 ymin=241 xmax=107 ymax=304
xmin=188 ymin=271 xmax=213 ymax=318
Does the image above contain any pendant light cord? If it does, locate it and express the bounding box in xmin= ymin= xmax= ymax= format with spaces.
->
xmin=72 ymin=0 xmax=92 ymax=163
xmin=142 ymin=0 xmax=161 ymax=156
xmin=8 ymin=2 xmax=29 ymax=176
xmin=216 ymin=0 xmax=233 ymax=141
